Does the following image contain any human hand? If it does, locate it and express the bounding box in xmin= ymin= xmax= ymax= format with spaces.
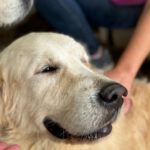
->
xmin=105 ymin=68 xmax=134 ymax=96
xmin=0 ymin=142 xmax=20 ymax=150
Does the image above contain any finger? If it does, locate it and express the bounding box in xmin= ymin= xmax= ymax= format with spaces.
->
xmin=123 ymin=96 xmax=132 ymax=113
xmin=4 ymin=145 xmax=20 ymax=150
xmin=0 ymin=142 xmax=7 ymax=150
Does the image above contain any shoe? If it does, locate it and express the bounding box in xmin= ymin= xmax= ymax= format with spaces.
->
xmin=90 ymin=47 xmax=114 ymax=70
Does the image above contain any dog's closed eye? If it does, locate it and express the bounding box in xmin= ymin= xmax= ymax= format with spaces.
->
xmin=36 ymin=65 xmax=59 ymax=74
xmin=41 ymin=65 xmax=58 ymax=73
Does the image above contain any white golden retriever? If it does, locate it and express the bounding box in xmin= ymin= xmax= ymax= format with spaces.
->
xmin=0 ymin=33 xmax=150 ymax=150
xmin=0 ymin=0 xmax=33 ymax=26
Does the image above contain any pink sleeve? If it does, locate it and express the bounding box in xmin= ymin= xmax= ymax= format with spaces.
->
xmin=112 ymin=0 xmax=146 ymax=5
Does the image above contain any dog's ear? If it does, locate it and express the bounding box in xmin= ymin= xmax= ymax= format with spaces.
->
xmin=0 ymin=69 xmax=9 ymax=128
xmin=0 ymin=66 xmax=17 ymax=138
xmin=0 ymin=70 xmax=5 ymax=104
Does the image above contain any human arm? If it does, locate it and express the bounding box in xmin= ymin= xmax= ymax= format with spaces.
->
xmin=106 ymin=0 xmax=150 ymax=94
xmin=0 ymin=142 xmax=20 ymax=150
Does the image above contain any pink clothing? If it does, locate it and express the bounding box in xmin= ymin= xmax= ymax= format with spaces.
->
xmin=112 ymin=0 xmax=146 ymax=5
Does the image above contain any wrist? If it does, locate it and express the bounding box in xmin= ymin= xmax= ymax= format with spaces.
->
xmin=112 ymin=66 xmax=135 ymax=86
xmin=115 ymin=62 xmax=137 ymax=80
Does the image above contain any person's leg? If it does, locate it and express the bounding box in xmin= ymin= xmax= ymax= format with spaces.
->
xmin=76 ymin=0 xmax=144 ymax=28
xmin=34 ymin=0 xmax=99 ymax=54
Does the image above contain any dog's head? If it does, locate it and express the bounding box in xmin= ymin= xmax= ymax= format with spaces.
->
xmin=0 ymin=0 xmax=33 ymax=26
xmin=0 ymin=33 xmax=127 ymax=142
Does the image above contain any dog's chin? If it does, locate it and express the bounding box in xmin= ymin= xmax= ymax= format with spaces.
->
xmin=43 ymin=118 xmax=112 ymax=141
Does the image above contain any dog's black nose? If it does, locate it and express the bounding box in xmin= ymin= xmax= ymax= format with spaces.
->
xmin=99 ymin=83 xmax=128 ymax=108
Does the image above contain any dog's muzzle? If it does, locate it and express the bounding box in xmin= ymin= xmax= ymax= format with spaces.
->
xmin=43 ymin=83 xmax=127 ymax=141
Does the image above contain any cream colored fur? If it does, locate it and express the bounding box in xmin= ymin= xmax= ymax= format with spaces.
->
xmin=0 ymin=33 xmax=150 ymax=150
xmin=0 ymin=0 xmax=33 ymax=26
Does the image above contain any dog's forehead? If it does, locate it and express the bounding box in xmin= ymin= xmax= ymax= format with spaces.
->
xmin=12 ymin=33 xmax=88 ymax=65
xmin=1 ymin=33 xmax=89 ymax=71
xmin=2 ymin=32 xmax=85 ymax=56
xmin=34 ymin=33 xmax=87 ymax=60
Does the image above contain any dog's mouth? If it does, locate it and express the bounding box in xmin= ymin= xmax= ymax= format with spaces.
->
xmin=43 ymin=118 xmax=112 ymax=141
